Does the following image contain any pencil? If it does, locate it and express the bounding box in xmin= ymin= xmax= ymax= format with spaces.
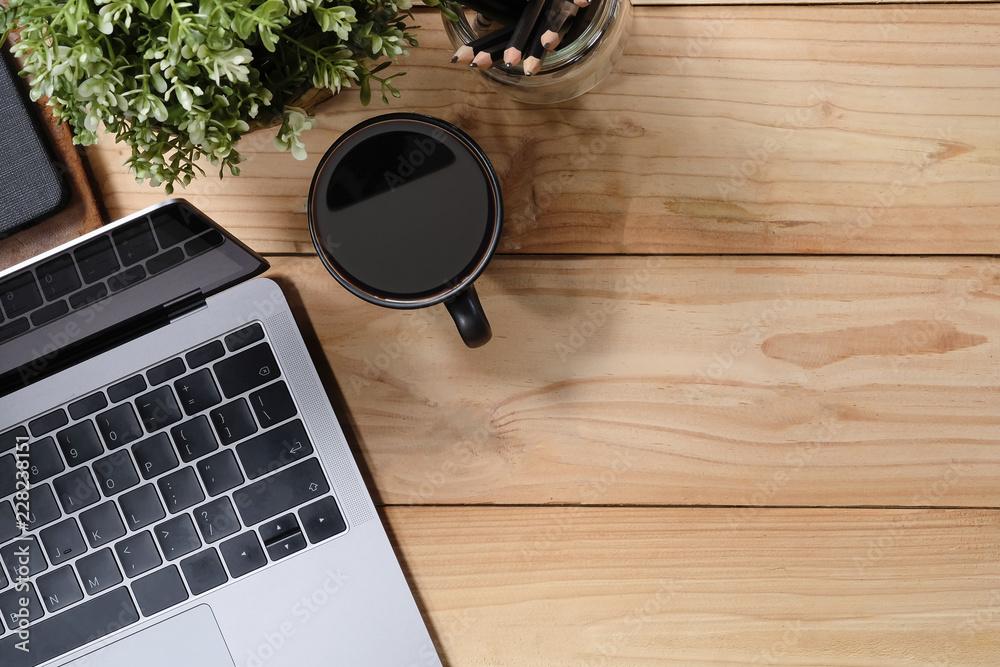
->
xmin=540 ymin=0 xmax=578 ymax=50
xmin=470 ymin=40 xmax=507 ymax=69
xmin=450 ymin=25 xmax=515 ymax=64
xmin=520 ymin=17 xmax=549 ymax=75
xmin=502 ymin=0 xmax=551 ymax=68
xmin=455 ymin=0 xmax=523 ymax=26
xmin=572 ymin=0 xmax=590 ymax=6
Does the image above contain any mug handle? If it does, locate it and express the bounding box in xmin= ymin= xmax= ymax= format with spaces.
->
xmin=444 ymin=285 xmax=492 ymax=348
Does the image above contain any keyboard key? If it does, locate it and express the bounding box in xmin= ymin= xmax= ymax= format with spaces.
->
xmin=53 ymin=468 xmax=101 ymax=513
xmin=37 ymin=565 xmax=83 ymax=613
xmin=95 ymin=403 xmax=144 ymax=448
xmin=30 ymin=300 xmax=69 ymax=326
xmin=112 ymin=218 xmax=159 ymax=267
xmin=210 ymin=399 xmax=257 ymax=446
xmin=136 ymin=386 xmax=183 ymax=432
xmin=155 ymin=514 xmax=202 ymax=560
xmin=75 ymin=236 xmax=120 ymax=284
xmin=232 ymin=458 xmax=330 ymax=527
xmin=36 ymin=254 xmax=81 ymax=301
xmin=197 ymin=450 xmax=244 ymax=496
xmin=0 ymin=317 xmax=29 ymax=344
xmin=29 ymin=409 xmax=68 ymax=437
xmin=147 ymin=247 xmax=185 ymax=274
xmin=193 ymin=497 xmax=241 ymax=544
xmin=249 ymin=381 xmax=297 ymax=428
xmin=92 ymin=451 xmax=140 ymax=497
xmin=115 ymin=531 xmax=161 ymax=578
xmin=1 ymin=535 xmax=46 ymax=579
xmin=0 ymin=272 xmax=42 ymax=319
xmin=185 ymin=340 xmax=225 ymax=369
xmin=80 ymin=502 xmax=126 ymax=548
xmin=219 ymin=531 xmax=266 ymax=578
xmin=26 ymin=436 xmax=64 ymax=484
xmin=75 ymin=548 xmax=122 ymax=595
xmin=171 ymin=415 xmax=219 ymax=462
xmin=107 ymin=265 xmax=147 ymax=292
xmin=0 ymin=454 xmax=15 ymax=497
xmin=39 ymin=518 xmax=87 ymax=565
xmin=68 ymin=392 xmax=108 ymax=420
xmin=237 ymin=419 xmax=313 ymax=480
xmin=259 ymin=513 xmax=299 ymax=544
xmin=147 ymin=358 xmax=185 ymax=386
xmin=265 ymin=531 xmax=307 ymax=562
xmin=25 ymin=484 xmax=61 ymax=531
xmin=215 ymin=343 xmax=280 ymax=398
xmin=68 ymin=283 xmax=108 ymax=309
xmin=119 ymin=484 xmax=165 ymax=531
xmin=175 ymin=369 xmax=222 ymax=416
xmin=57 ymin=421 xmax=104 ymax=465
xmin=0 ymin=562 xmax=6 ymax=590
xmin=132 ymin=433 xmax=179 ymax=480
xmin=224 ymin=322 xmax=264 ymax=352
xmin=184 ymin=229 xmax=224 ymax=257
xmin=180 ymin=548 xmax=228 ymax=596
xmin=0 ymin=502 xmax=19 ymax=544
xmin=298 ymin=496 xmax=347 ymax=544
xmin=0 ymin=587 xmax=138 ymax=667
xmin=133 ymin=565 xmax=188 ymax=617
xmin=0 ymin=582 xmax=42 ymax=631
xmin=158 ymin=467 xmax=205 ymax=514
xmin=107 ymin=375 xmax=146 ymax=403
xmin=0 ymin=426 xmax=28 ymax=453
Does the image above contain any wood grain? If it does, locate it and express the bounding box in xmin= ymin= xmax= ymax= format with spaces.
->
xmin=387 ymin=506 xmax=1000 ymax=666
xmin=268 ymin=254 xmax=1000 ymax=508
xmin=85 ymin=5 xmax=1000 ymax=255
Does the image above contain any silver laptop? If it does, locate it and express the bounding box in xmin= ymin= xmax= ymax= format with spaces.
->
xmin=0 ymin=199 xmax=441 ymax=667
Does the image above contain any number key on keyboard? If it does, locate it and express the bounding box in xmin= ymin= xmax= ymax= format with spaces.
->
xmin=57 ymin=422 xmax=104 ymax=466
xmin=96 ymin=404 xmax=144 ymax=448
xmin=36 ymin=254 xmax=82 ymax=301
xmin=0 ymin=271 xmax=42 ymax=319
xmin=26 ymin=436 xmax=64 ymax=484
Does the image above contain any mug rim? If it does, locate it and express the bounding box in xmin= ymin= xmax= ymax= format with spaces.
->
xmin=307 ymin=113 xmax=503 ymax=310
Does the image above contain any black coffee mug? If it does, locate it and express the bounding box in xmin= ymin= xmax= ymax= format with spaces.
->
xmin=308 ymin=113 xmax=503 ymax=348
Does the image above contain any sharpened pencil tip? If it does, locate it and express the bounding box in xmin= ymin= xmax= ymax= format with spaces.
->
xmin=450 ymin=56 xmax=459 ymax=63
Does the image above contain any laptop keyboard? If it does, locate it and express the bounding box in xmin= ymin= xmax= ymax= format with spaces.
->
xmin=0 ymin=323 xmax=348 ymax=665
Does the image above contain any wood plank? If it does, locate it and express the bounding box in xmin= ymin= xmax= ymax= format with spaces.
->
xmin=85 ymin=5 xmax=1000 ymax=255
xmin=387 ymin=506 xmax=1000 ymax=666
xmin=268 ymin=254 xmax=1000 ymax=507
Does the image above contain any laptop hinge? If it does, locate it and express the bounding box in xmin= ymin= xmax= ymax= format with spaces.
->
xmin=164 ymin=290 xmax=208 ymax=323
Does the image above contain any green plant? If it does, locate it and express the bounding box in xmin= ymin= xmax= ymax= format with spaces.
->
xmin=1 ymin=0 xmax=448 ymax=193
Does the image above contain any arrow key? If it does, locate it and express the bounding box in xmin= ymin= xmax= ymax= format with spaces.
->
xmin=265 ymin=532 xmax=307 ymax=562
xmin=219 ymin=531 xmax=266 ymax=578
xmin=298 ymin=496 xmax=347 ymax=544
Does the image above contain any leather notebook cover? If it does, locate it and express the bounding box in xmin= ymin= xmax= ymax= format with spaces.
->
xmin=0 ymin=48 xmax=70 ymax=239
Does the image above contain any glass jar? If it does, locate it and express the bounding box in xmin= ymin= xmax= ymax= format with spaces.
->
xmin=443 ymin=0 xmax=632 ymax=104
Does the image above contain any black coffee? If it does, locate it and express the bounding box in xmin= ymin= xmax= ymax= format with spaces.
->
xmin=311 ymin=121 xmax=496 ymax=299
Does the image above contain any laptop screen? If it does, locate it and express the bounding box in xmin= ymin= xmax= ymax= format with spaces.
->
xmin=0 ymin=200 xmax=268 ymax=396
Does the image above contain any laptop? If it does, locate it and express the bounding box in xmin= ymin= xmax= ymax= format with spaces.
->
xmin=0 ymin=199 xmax=442 ymax=666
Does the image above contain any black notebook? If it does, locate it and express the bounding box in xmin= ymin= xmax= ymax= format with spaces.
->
xmin=0 ymin=47 xmax=70 ymax=240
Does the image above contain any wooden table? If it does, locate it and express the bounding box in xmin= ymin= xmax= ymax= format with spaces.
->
xmin=77 ymin=2 xmax=1000 ymax=664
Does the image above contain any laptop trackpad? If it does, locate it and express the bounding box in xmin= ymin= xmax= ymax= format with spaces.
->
xmin=64 ymin=605 xmax=235 ymax=667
